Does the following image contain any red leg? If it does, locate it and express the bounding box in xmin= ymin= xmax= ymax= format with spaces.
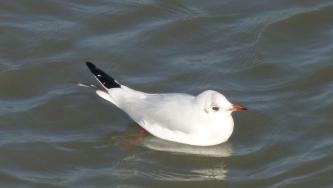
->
xmin=122 ymin=127 xmax=147 ymax=151
xmin=139 ymin=128 xmax=146 ymax=138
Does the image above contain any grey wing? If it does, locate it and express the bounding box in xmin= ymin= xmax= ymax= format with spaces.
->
xmin=120 ymin=93 xmax=196 ymax=132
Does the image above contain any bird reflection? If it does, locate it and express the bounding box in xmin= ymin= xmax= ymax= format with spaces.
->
xmin=104 ymin=125 xmax=232 ymax=181
xmin=140 ymin=135 xmax=231 ymax=180
xmin=141 ymin=135 xmax=233 ymax=158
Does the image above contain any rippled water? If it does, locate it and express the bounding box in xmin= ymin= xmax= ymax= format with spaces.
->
xmin=1 ymin=0 xmax=333 ymax=187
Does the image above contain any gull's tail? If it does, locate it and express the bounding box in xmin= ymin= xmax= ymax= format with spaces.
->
xmin=86 ymin=62 xmax=121 ymax=89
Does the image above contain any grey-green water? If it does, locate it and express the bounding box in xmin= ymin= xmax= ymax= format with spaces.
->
xmin=1 ymin=1 xmax=332 ymax=187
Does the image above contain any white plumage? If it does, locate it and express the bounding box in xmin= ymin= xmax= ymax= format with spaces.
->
xmin=85 ymin=62 xmax=246 ymax=146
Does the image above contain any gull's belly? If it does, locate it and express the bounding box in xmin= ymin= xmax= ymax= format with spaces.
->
xmin=138 ymin=116 xmax=234 ymax=146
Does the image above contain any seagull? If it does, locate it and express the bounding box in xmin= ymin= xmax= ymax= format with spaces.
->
xmin=85 ymin=62 xmax=246 ymax=146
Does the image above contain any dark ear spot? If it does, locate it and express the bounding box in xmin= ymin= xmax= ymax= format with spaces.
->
xmin=212 ymin=106 xmax=219 ymax=111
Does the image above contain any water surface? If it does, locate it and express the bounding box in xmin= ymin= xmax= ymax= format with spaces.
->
xmin=0 ymin=0 xmax=332 ymax=187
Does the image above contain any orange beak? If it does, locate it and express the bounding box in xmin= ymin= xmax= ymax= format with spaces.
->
xmin=231 ymin=105 xmax=247 ymax=111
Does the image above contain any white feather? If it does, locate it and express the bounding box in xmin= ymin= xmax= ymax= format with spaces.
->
xmin=97 ymin=85 xmax=235 ymax=146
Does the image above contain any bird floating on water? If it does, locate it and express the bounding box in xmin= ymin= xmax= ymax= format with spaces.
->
xmin=84 ymin=62 xmax=246 ymax=146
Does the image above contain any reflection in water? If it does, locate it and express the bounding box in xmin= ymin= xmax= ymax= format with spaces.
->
xmin=105 ymin=127 xmax=232 ymax=181
xmin=140 ymin=136 xmax=231 ymax=181
xmin=141 ymin=135 xmax=233 ymax=158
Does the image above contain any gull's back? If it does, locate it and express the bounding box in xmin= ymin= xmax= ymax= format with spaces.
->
xmin=112 ymin=88 xmax=197 ymax=134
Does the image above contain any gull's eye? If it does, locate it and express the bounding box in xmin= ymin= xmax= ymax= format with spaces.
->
xmin=212 ymin=106 xmax=219 ymax=111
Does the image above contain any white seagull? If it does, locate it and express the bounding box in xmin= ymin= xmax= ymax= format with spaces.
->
xmin=85 ymin=62 xmax=246 ymax=146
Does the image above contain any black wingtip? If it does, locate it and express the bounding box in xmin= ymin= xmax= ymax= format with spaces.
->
xmin=85 ymin=61 xmax=121 ymax=89
xmin=86 ymin=61 xmax=96 ymax=70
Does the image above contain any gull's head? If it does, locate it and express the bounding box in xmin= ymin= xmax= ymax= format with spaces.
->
xmin=196 ymin=90 xmax=247 ymax=114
